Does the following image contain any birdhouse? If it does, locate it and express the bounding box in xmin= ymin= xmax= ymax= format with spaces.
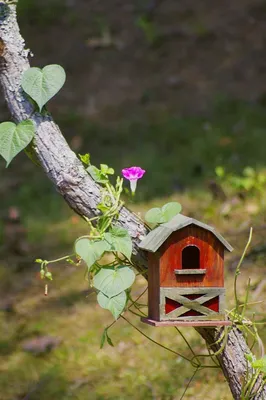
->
xmin=139 ymin=214 xmax=233 ymax=327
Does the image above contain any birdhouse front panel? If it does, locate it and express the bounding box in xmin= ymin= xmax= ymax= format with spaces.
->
xmin=156 ymin=225 xmax=225 ymax=321
xmin=159 ymin=225 xmax=224 ymax=288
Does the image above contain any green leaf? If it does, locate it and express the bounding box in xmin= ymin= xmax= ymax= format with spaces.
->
xmin=145 ymin=207 xmax=164 ymax=224
xmin=94 ymin=266 xmax=135 ymax=298
xmin=110 ymin=226 xmax=129 ymax=237
xmin=106 ymin=330 xmax=114 ymax=347
xmin=87 ymin=165 xmax=109 ymax=183
xmin=104 ymin=227 xmax=132 ymax=259
xmin=79 ymin=153 xmax=90 ymax=166
xmin=45 ymin=271 xmax=53 ymax=281
xmin=252 ymin=356 xmax=266 ymax=373
xmin=0 ymin=120 xmax=35 ymax=166
xmin=21 ymin=65 xmax=66 ymax=112
xmin=97 ymin=291 xmax=127 ymax=319
xmin=97 ymin=203 xmax=110 ymax=213
xmin=245 ymin=353 xmax=254 ymax=363
xmin=161 ymin=202 xmax=182 ymax=222
xmin=100 ymin=164 xmax=114 ymax=175
xmin=100 ymin=328 xmax=114 ymax=349
xmin=75 ymin=238 xmax=111 ymax=269
xmin=100 ymin=329 xmax=106 ymax=349
xmin=145 ymin=202 xmax=182 ymax=224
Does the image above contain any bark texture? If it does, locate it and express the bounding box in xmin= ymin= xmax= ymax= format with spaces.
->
xmin=197 ymin=327 xmax=266 ymax=399
xmin=0 ymin=5 xmax=265 ymax=400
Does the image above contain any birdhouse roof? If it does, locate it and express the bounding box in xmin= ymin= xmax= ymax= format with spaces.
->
xmin=139 ymin=214 xmax=233 ymax=253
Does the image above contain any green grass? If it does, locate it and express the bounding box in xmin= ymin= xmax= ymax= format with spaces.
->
xmin=57 ymin=98 xmax=266 ymax=201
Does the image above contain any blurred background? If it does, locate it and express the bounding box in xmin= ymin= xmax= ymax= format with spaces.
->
xmin=0 ymin=0 xmax=266 ymax=399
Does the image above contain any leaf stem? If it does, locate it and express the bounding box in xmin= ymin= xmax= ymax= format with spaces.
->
xmin=45 ymin=254 xmax=75 ymax=265
xmin=179 ymin=367 xmax=199 ymax=400
xmin=233 ymin=227 xmax=253 ymax=317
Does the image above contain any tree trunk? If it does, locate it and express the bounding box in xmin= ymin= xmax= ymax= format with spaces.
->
xmin=0 ymin=5 xmax=265 ymax=399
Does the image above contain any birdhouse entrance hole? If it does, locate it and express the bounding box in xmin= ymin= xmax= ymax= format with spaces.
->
xmin=182 ymin=245 xmax=200 ymax=269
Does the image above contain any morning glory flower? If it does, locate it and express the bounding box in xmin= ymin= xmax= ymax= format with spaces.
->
xmin=122 ymin=166 xmax=146 ymax=195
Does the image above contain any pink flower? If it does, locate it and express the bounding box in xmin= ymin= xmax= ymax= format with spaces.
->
xmin=122 ymin=166 xmax=146 ymax=194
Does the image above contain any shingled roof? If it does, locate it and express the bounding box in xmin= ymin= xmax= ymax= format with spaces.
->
xmin=139 ymin=214 xmax=233 ymax=253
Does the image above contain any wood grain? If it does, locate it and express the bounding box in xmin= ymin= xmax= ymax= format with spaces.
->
xmin=159 ymin=225 xmax=224 ymax=287
xmin=174 ymin=269 xmax=206 ymax=275
xmin=141 ymin=317 xmax=232 ymax=327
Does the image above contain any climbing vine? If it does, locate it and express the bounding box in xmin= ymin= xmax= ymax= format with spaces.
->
xmin=36 ymin=155 xmax=183 ymax=319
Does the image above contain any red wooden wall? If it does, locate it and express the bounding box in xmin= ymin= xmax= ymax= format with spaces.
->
xmin=158 ymin=225 xmax=224 ymax=288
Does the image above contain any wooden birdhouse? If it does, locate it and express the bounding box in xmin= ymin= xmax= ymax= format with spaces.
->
xmin=139 ymin=214 xmax=233 ymax=327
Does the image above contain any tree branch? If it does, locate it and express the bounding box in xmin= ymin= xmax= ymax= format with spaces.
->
xmin=0 ymin=6 xmax=265 ymax=399
xmin=0 ymin=5 xmax=148 ymax=271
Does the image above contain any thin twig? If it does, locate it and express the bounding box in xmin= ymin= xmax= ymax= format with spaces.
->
xmin=233 ymin=228 xmax=253 ymax=317
xmin=179 ymin=367 xmax=199 ymax=400
xmin=121 ymin=315 xmax=191 ymax=362
xmin=174 ymin=327 xmax=200 ymax=364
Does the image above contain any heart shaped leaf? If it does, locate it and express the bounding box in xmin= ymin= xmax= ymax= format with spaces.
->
xmin=97 ymin=291 xmax=127 ymax=319
xmin=252 ymin=356 xmax=266 ymax=373
xmin=21 ymin=65 xmax=66 ymax=112
xmin=100 ymin=328 xmax=114 ymax=349
xmin=0 ymin=120 xmax=35 ymax=166
xmin=145 ymin=202 xmax=182 ymax=224
xmin=94 ymin=266 xmax=135 ymax=298
xmin=162 ymin=202 xmax=182 ymax=222
xmin=100 ymin=164 xmax=114 ymax=175
xmin=75 ymin=238 xmax=111 ymax=270
xmin=144 ymin=207 xmax=164 ymax=224
xmin=104 ymin=227 xmax=132 ymax=259
xmin=87 ymin=165 xmax=109 ymax=184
